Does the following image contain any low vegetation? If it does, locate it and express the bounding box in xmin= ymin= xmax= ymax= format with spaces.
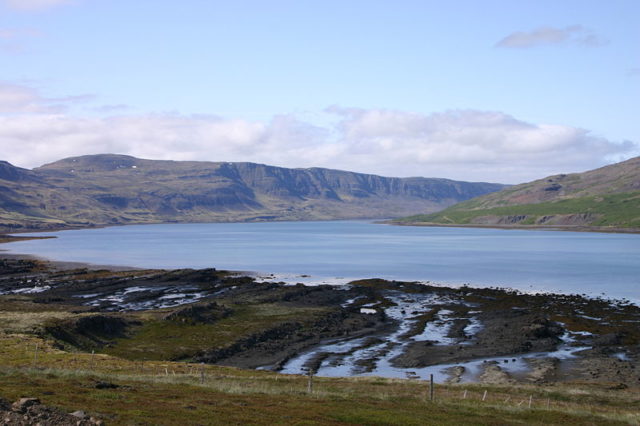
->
xmin=1 ymin=259 xmax=639 ymax=424
xmin=0 ymin=333 xmax=638 ymax=425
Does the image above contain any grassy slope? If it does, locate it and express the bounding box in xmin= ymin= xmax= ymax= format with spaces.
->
xmin=1 ymin=334 xmax=638 ymax=425
xmin=397 ymin=156 xmax=640 ymax=230
xmin=1 ymin=264 xmax=639 ymax=424
xmin=402 ymin=191 xmax=640 ymax=228
xmin=103 ymin=303 xmax=330 ymax=361
xmin=0 ymin=291 xmax=639 ymax=425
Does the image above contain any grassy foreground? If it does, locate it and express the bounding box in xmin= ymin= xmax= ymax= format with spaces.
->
xmin=1 ymin=333 xmax=638 ymax=425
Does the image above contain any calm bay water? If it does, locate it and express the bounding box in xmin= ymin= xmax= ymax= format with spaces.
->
xmin=4 ymin=221 xmax=639 ymax=301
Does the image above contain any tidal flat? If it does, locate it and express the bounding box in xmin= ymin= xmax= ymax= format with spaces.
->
xmin=1 ymin=256 xmax=638 ymax=387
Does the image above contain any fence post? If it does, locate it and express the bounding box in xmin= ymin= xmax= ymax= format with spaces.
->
xmin=307 ymin=370 xmax=314 ymax=394
xmin=33 ymin=343 xmax=39 ymax=367
xmin=429 ymin=374 xmax=434 ymax=401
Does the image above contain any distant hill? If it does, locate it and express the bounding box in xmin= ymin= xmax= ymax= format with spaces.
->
xmin=0 ymin=154 xmax=504 ymax=231
xmin=397 ymin=156 xmax=640 ymax=231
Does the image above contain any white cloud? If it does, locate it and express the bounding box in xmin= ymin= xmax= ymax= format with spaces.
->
xmin=0 ymin=83 xmax=636 ymax=183
xmin=323 ymin=108 xmax=635 ymax=181
xmin=0 ymin=106 xmax=635 ymax=184
xmin=1 ymin=0 xmax=74 ymax=11
xmin=496 ymin=25 xmax=607 ymax=49
xmin=0 ymin=82 xmax=53 ymax=113
xmin=0 ymin=82 xmax=93 ymax=113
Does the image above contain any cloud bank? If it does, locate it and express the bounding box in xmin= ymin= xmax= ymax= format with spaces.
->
xmin=496 ymin=25 xmax=607 ymax=48
xmin=0 ymin=83 xmax=636 ymax=184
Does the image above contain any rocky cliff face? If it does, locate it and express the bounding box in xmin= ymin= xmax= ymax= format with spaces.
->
xmin=0 ymin=154 xmax=505 ymax=231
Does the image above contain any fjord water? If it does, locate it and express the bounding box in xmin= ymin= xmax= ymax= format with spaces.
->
xmin=5 ymin=221 xmax=639 ymax=301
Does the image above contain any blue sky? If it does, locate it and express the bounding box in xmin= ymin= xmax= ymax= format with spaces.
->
xmin=0 ymin=0 xmax=638 ymax=183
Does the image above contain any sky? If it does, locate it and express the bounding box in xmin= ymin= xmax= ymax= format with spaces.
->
xmin=0 ymin=0 xmax=638 ymax=183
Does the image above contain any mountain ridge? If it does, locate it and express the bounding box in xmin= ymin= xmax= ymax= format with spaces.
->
xmin=0 ymin=154 xmax=505 ymax=232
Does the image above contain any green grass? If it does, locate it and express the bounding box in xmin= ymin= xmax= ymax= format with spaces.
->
xmin=400 ymin=191 xmax=640 ymax=229
xmin=0 ymin=333 xmax=638 ymax=425
xmin=103 ymin=303 xmax=330 ymax=361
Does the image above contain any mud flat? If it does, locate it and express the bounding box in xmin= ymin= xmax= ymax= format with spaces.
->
xmin=0 ymin=256 xmax=638 ymax=386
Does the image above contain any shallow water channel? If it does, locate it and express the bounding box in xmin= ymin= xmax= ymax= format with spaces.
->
xmin=277 ymin=291 xmax=591 ymax=383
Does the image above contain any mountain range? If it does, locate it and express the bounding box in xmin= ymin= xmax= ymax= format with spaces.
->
xmin=0 ymin=154 xmax=505 ymax=232
xmin=398 ymin=156 xmax=640 ymax=231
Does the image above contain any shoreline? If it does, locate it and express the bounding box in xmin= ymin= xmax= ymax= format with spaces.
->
xmin=0 ymin=252 xmax=143 ymax=273
xmin=0 ymin=217 xmax=388 ymax=237
xmin=0 ymin=256 xmax=638 ymax=387
xmin=388 ymin=220 xmax=640 ymax=234
xmin=0 ymin=234 xmax=56 ymax=244
xmin=5 ymin=213 xmax=640 ymax=237
xmin=2 ymin=231 xmax=638 ymax=306
xmin=3 ymin=250 xmax=638 ymax=307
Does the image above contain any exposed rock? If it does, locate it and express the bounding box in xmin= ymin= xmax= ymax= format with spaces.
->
xmin=479 ymin=362 xmax=514 ymax=385
xmin=11 ymin=398 xmax=40 ymax=413
xmin=525 ymin=357 xmax=559 ymax=383
xmin=391 ymin=310 xmax=564 ymax=368
xmin=70 ymin=410 xmax=87 ymax=418
xmin=444 ymin=366 xmax=466 ymax=384
xmin=0 ymin=397 xmax=102 ymax=425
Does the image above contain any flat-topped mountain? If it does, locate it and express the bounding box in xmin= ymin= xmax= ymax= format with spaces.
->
xmin=398 ymin=156 xmax=640 ymax=231
xmin=0 ymin=154 xmax=505 ymax=231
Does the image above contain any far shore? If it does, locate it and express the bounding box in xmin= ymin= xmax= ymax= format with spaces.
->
xmin=387 ymin=220 xmax=640 ymax=234
xmin=4 ymin=214 xmax=640 ymax=238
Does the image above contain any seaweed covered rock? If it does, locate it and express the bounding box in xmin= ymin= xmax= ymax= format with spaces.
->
xmin=522 ymin=317 xmax=564 ymax=339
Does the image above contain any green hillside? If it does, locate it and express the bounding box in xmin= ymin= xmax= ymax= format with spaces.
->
xmin=397 ymin=156 xmax=640 ymax=231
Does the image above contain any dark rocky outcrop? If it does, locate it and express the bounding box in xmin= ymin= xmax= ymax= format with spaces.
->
xmin=45 ymin=315 xmax=139 ymax=350
xmin=391 ymin=309 xmax=564 ymax=368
